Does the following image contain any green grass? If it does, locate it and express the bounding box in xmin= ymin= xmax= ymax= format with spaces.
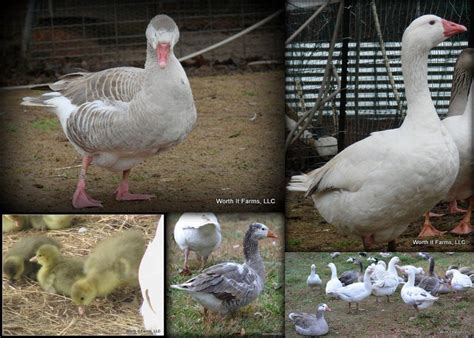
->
xmin=31 ymin=117 xmax=59 ymax=131
xmin=167 ymin=213 xmax=284 ymax=336
xmin=285 ymin=252 xmax=474 ymax=337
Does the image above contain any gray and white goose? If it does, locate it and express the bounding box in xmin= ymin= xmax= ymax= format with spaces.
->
xmin=288 ymin=303 xmax=331 ymax=336
xmin=418 ymin=257 xmax=441 ymax=295
xmin=339 ymin=257 xmax=363 ymax=286
xmin=171 ymin=223 xmax=277 ymax=316
xmin=22 ymin=15 xmax=196 ymax=209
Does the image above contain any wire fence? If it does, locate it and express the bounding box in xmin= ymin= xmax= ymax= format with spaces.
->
xmin=0 ymin=0 xmax=284 ymax=81
xmin=285 ymin=0 xmax=471 ymax=175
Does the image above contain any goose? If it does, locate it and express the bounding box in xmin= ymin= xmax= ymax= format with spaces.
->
xmin=173 ymin=213 xmax=221 ymax=275
xmin=170 ymin=223 xmax=277 ymax=317
xmin=71 ymin=230 xmax=145 ymax=315
xmin=370 ymin=260 xmax=387 ymax=282
xmin=418 ymin=257 xmax=441 ymax=295
xmin=399 ymin=265 xmax=438 ymax=311
xmin=447 ymin=265 xmax=474 ymax=276
xmin=307 ymin=264 xmax=322 ymax=287
xmin=3 ymin=235 xmax=60 ymax=282
xmin=21 ymin=15 xmax=196 ymax=208
xmin=446 ymin=269 xmax=473 ymax=292
xmin=287 ymin=15 xmax=465 ymax=250
xmin=338 ymin=257 xmax=363 ymax=286
xmin=30 ymin=244 xmax=85 ymax=296
xmin=420 ymin=52 xmax=474 ymax=236
xmin=447 ymin=48 xmax=473 ymax=117
xmin=397 ymin=264 xmax=425 ymax=286
xmin=331 ymin=265 xmax=375 ymax=310
xmin=371 ymin=257 xmax=400 ymax=302
xmin=288 ymin=303 xmax=331 ymax=336
xmin=139 ymin=216 xmax=164 ymax=335
xmin=325 ymin=263 xmax=343 ymax=298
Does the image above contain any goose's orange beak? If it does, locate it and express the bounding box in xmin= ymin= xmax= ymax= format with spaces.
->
xmin=267 ymin=230 xmax=278 ymax=239
xmin=157 ymin=43 xmax=170 ymax=69
xmin=442 ymin=19 xmax=467 ymax=38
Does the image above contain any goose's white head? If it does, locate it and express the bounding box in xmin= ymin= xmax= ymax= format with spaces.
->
xmin=146 ymin=14 xmax=180 ymax=69
xmin=317 ymin=303 xmax=331 ymax=312
xmin=403 ymin=15 xmax=466 ymax=52
xmin=311 ymin=264 xmax=316 ymax=271
xmin=248 ymin=223 xmax=278 ymax=240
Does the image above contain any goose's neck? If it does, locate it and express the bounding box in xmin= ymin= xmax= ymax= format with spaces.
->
xmin=448 ymin=65 xmax=472 ymax=115
xmin=310 ymin=267 xmax=316 ymax=276
xmin=357 ymin=261 xmax=363 ymax=274
xmin=387 ymin=259 xmax=398 ymax=276
xmin=428 ymin=259 xmax=435 ymax=276
xmin=243 ymin=236 xmax=264 ymax=281
xmin=316 ymin=310 xmax=324 ymax=320
xmin=363 ymin=269 xmax=373 ymax=289
xmin=329 ymin=265 xmax=337 ymax=280
xmin=406 ymin=271 xmax=415 ymax=287
xmin=401 ymin=42 xmax=439 ymax=126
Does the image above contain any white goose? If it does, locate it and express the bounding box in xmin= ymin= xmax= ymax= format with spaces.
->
xmin=331 ymin=265 xmax=375 ymax=310
xmin=287 ymin=15 xmax=465 ymax=250
xmin=173 ymin=213 xmax=221 ymax=275
xmin=22 ymin=15 xmax=196 ymax=208
xmin=325 ymin=263 xmax=343 ymax=298
xmin=446 ymin=269 xmax=473 ymax=292
xmin=139 ymin=216 xmax=164 ymax=335
xmin=420 ymin=49 xmax=474 ymax=237
xmin=307 ymin=264 xmax=322 ymax=287
xmin=400 ymin=265 xmax=438 ymax=311
xmin=371 ymin=256 xmax=400 ymax=302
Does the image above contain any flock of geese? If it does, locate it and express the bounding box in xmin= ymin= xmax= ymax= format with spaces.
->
xmin=288 ymin=15 xmax=473 ymax=250
xmin=289 ymin=253 xmax=474 ymax=336
xmin=2 ymin=215 xmax=163 ymax=334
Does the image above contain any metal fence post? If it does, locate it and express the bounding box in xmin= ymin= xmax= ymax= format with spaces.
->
xmin=338 ymin=0 xmax=351 ymax=152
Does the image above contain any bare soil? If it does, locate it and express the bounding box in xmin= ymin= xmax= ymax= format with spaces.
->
xmin=0 ymin=70 xmax=284 ymax=213
xmin=286 ymin=192 xmax=473 ymax=252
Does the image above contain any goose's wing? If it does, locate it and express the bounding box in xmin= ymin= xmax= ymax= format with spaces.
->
xmin=175 ymin=213 xmax=220 ymax=230
xmin=289 ymin=312 xmax=316 ymax=327
xmin=172 ymin=262 xmax=260 ymax=301
xmin=406 ymin=287 xmax=438 ymax=304
xmin=339 ymin=270 xmax=358 ymax=286
xmin=50 ymin=67 xmax=145 ymax=105
xmin=289 ymin=129 xmax=398 ymax=196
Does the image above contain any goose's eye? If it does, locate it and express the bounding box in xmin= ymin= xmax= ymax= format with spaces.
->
xmin=429 ymin=20 xmax=435 ymax=25
xmin=80 ymin=297 xmax=84 ymax=301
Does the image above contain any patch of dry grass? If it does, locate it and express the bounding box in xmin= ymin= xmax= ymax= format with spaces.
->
xmin=2 ymin=215 xmax=160 ymax=336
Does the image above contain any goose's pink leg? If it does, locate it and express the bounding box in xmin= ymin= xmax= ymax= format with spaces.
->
xmin=448 ymin=200 xmax=467 ymax=214
xmin=72 ymin=156 xmax=103 ymax=208
xmin=417 ymin=212 xmax=445 ymax=237
xmin=450 ymin=197 xmax=473 ymax=235
xmin=115 ymin=169 xmax=155 ymax=201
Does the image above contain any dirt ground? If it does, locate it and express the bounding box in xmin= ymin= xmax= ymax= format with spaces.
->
xmin=285 ymin=252 xmax=474 ymax=337
xmin=166 ymin=213 xmax=284 ymax=336
xmin=286 ymin=192 xmax=473 ymax=251
xmin=0 ymin=70 xmax=284 ymax=213
xmin=2 ymin=214 xmax=160 ymax=336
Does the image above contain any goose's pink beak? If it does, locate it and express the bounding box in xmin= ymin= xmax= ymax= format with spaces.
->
xmin=442 ymin=19 xmax=467 ymax=38
xmin=267 ymin=230 xmax=278 ymax=239
xmin=157 ymin=43 xmax=170 ymax=69
xmin=29 ymin=256 xmax=38 ymax=262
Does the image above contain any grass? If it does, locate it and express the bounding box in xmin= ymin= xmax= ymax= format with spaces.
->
xmin=166 ymin=213 xmax=284 ymax=336
xmin=30 ymin=117 xmax=59 ymax=131
xmin=285 ymin=252 xmax=474 ymax=337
